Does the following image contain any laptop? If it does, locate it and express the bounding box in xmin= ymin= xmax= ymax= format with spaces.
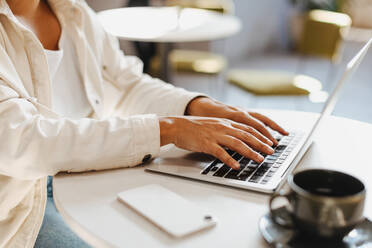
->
xmin=146 ymin=39 xmax=372 ymax=193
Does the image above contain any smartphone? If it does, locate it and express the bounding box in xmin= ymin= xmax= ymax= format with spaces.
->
xmin=117 ymin=184 xmax=217 ymax=238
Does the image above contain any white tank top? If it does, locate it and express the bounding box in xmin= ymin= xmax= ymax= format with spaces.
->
xmin=44 ymin=30 xmax=92 ymax=118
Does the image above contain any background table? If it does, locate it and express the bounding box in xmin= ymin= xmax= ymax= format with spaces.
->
xmin=53 ymin=110 xmax=372 ymax=247
xmin=98 ymin=7 xmax=242 ymax=81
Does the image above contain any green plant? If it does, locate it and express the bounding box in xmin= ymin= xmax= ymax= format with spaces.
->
xmin=290 ymin=0 xmax=345 ymax=12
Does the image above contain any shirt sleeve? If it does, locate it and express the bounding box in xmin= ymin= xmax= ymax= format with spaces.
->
xmin=101 ymin=31 xmax=206 ymax=117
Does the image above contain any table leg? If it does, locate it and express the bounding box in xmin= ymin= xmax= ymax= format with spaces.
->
xmin=159 ymin=42 xmax=173 ymax=83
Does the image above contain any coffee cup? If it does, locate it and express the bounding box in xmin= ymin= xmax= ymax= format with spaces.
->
xmin=269 ymin=169 xmax=366 ymax=239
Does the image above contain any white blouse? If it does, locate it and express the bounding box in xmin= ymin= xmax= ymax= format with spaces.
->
xmin=44 ymin=30 xmax=92 ymax=118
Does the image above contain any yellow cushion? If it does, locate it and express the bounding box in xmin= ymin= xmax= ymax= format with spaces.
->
xmin=299 ymin=10 xmax=352 ymax=61
xmin=170 ymin=49 xmax=227 ymax=74
xmin=228 ymin=69 xmax=322 ymax=95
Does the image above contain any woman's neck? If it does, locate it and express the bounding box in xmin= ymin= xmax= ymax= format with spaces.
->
xmin=6 ymin=0 xmax=41 ymax=17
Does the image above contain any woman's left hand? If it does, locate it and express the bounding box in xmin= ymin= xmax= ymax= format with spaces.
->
xmin=185 ymin=97 xmax=289 ymax=146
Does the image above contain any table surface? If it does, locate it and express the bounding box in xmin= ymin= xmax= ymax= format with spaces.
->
xmin=53 ymin=110 xmax=372 ymax=248
xmin=98 ymin=7 xmax=242 ymax=42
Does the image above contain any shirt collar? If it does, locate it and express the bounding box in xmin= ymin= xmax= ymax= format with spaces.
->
xmin=0 ymin=0 xmax=79 ymax=23
xmin=0 ymin=1 xmax=19 ymax=23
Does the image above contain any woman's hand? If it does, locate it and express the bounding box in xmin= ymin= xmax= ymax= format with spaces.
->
xmin=159 ymin=116 xmax=275 ymax=170
xmin=185 ymin=97 xmax=288 ymax=145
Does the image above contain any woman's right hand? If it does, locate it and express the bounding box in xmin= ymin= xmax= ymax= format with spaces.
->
xmin=159 ymin=116 xmax=275 ymax=170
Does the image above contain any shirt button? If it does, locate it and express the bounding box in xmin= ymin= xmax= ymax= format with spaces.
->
xmin=95 ymin=99 xmax=100 ymax=105
xmin=142 ymin=154 xmax=152 ymax=163
xmin=102 ymin=65 xmax=107 ymax=70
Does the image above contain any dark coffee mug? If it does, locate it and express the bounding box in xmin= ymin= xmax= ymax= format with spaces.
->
xmin=269 ymin=169 xmax=366 ymax=239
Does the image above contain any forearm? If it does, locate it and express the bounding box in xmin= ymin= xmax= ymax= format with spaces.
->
xmin=0 ymin=99 xmax=160 ymax=180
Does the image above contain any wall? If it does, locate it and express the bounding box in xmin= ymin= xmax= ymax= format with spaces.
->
xmin=211 ymin=0 xmax=292 ymax=63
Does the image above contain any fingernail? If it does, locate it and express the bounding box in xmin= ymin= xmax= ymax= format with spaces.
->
xmin=234 ymin=163 xmax=240 ymax=170
xmin=268 ymin=147 xmax=275 ymax=154
xmin=268 ymin=140 xmax=274 ymax=146
xmin=257 ymin=154 xmax=264 ymax=162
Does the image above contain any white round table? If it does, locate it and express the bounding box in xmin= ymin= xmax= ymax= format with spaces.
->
xmin=98 ymin=7 xmax=242 ymax=81
xmin=53 ymin=110 xmax=372 ymax=248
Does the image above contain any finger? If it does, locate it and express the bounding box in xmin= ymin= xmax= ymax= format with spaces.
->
xmin=249 ymin=112 xmax=289 ymax=135
xmin=231 ymin=122 xmax=273 ymax=146
xmin=218 ymin=135 xmax=265 ymax=164
xmin=226 ymin=127 xmax=274 ymax=155
xmin=240 ymin=115 xmax=278 ymax=146
xmin=209 ymin=144 xmax=240 ymax=170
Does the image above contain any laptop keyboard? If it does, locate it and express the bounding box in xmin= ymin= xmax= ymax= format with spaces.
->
xmin=201 ymin=132 xmax=301 ymax=185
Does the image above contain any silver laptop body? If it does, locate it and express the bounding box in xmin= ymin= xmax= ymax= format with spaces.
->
xmin=146 ymin=39 xmax=372 ymax=193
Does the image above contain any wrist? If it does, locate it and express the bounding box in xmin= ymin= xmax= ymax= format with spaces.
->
xmin=159 ymin=117 xmax=177 ymax=146
xmin=185 ymin=96 xmax=210 ymax=116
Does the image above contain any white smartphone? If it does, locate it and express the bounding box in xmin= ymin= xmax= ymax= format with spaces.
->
xmin=117 ymin=184 xmax=217 ymax=238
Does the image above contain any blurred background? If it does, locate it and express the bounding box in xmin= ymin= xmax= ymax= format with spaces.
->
xmin=87 ymin=0 xmax=372 ymax=123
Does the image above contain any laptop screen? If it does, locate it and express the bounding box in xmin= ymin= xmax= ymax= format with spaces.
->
xmin=283 ymin=39 xmax=372 ymax=179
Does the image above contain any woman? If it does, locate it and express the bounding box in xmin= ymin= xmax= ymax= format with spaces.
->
xmin=0 ymin=0 xmax=287 ymax=247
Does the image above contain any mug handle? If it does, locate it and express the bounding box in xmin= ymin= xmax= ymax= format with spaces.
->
xmin=269 ymin=190 xmax=294 ymax=228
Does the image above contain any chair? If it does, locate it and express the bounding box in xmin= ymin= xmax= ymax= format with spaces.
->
xmin=298 ymin=9 xmax=352 ymax=62
xmin=228 ymin=9 xmax=351 ymax=101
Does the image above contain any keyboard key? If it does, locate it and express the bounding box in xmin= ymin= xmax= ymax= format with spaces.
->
xmin=253 ymin=170 xmax=266 ymax=177
xmin=260 ymin=162 xmax=272 ymax=170
xmin=265 ymin=157 xmax=276 ymax=161
xmin=276 ymin=145 xmax=287 ymax=151
xmin=201 ymin=163 xmax=215 ymax=174
xmin=226 ymin=149 xmax=235 ymax=156
xmin=266 ymin=155 xmax=278 ymax=160
xmin=259 ymin=152 xmax=268 ymax=158
xmin=261 ymin=175 xmax=272 ymax=184
xmin=266 ymin=171 xmax=275 ymax=177
xmin=237 ymin=168 xmax=255 ymax=181
xmin=233 ymin=153 xmax=243 ymax=161
xmin=249 ymin=162 xmax=260 ymax=169
xmin=225 ymin=167 xmax=245 ymax=179
xmin=225 ymin=171 xmax=240 ymax=179
xmin=240 ymin=157 xmax=251 ymax=166
xmin=249 ymin=176 xmax=260 ymax=183
xmin=213 ymin=164 xmax=231 ymax=177
xmin=201 ymin=158 xmax=224 ymax=174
